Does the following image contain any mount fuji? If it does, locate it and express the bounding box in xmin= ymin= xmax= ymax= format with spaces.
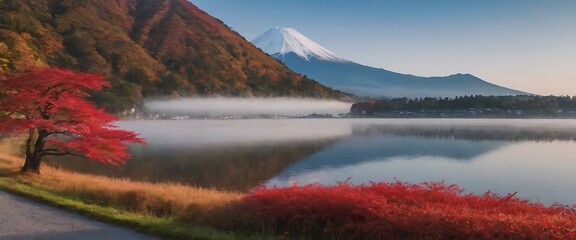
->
xmin=252 ymin=27 xmax=528 ymax=98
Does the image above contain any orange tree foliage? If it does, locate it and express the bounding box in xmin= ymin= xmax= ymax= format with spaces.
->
xmin=229 ymin=181 xmax=576 ymax=239
xmin=0 ymin=68 xmax=144 ymax=173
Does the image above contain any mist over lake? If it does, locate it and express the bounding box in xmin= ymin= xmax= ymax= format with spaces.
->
xmin=47 ymin=119 xmax=576 ymax=205
xmin=144 ymin=98 xmax=352 ymax=116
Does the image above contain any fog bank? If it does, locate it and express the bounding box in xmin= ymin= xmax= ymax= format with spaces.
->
xmin=144 ymin=97 xmax=352 ymax=116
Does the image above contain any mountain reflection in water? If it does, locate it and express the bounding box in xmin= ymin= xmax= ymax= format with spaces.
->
xmin=46 ymin=119 xmax=576 ymax=204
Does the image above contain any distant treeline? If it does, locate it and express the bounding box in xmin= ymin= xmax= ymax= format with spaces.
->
xmin=350 ymin=95 xmax=576 ymax=117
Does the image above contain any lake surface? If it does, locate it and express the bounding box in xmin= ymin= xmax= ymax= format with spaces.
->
xmin=46 ymin=119 xmax=576 ymax=205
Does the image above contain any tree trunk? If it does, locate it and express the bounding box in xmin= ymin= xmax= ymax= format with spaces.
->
xmin=20 ymin=129 xmax=47 ymax=174
xmin=20 ymin=156 xmax=41 ymax=174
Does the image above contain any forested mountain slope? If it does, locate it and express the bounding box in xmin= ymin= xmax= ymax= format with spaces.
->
xmin=0 ymin=0 xmax=345 ymax=112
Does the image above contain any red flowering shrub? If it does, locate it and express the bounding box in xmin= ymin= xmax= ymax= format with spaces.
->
xmin=230 ymin=181 xmax=576 ymax=239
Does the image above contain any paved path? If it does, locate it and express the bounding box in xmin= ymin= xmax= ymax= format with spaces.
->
xmin=0 ymin=190 xmax=160 ymax=240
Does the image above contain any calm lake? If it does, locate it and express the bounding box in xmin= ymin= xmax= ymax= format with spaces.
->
xmin=46 ymin=119 xmax=576 ymax=205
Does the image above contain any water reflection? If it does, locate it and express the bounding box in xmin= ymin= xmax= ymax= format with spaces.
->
xmin=267 ymin=135 xmax=507 ymax=184
xmin=47 ymin=140 xmax=338 ymax=191
xmin=351 ymin=124 xmax=576 ymax=142
xmin=267 ymin=141 xmax=576 ymax=205
xmin=45 ymin=119 xmax=576 ymax=204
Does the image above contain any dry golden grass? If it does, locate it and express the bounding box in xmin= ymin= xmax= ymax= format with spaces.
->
xmin=0 ymin=138 xmax=244 ymax=223
xmin=0 ymin=138 xmax=22 ymax=173
xmin=0 ymin=152 xmax=21 ymax=172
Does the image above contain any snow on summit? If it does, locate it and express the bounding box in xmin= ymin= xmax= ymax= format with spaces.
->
xmin=252 ymin=27 xmax=350 ymax=62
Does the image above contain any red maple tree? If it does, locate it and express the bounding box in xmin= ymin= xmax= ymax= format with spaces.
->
xmin=0 ymin=68 xmax=144 ymax=173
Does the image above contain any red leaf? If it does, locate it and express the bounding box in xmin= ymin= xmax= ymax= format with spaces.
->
xmin=0 ymin=68 xmax=144 ymax=166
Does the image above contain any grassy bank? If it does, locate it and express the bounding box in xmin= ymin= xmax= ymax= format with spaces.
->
xmin=1 ymin=138 xmax=575 ymax=239
xmin=0 ymin=178 xmax=246 ymax=239
xmin=0 ymin=139 xmax=260 ymax=240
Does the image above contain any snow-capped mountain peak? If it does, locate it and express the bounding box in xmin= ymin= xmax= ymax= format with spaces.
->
xmin=252 ymin=27 xmax=350 ymax=63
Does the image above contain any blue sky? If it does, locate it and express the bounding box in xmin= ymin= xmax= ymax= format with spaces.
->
xmin=191 ymin=0 xmax=576 ymax=96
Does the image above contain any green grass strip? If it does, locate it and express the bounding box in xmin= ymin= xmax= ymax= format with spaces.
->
xmin=0 ymin=177 xmax=265 ymax=240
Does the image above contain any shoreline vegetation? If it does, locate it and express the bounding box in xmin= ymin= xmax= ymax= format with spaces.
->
xmin=351 ymin=95 xmax=576 ymax=118
xmin=0 ymin=140 xmax=257 ymax=240
xmin=1 ymin=139 xmax=575 ymax=239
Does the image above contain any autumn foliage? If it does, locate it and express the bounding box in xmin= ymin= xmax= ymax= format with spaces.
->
xmin=231 ymin=181 xmax=576 ymax=239
xmin=0 ymin=68 xmax=144 ymax=173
